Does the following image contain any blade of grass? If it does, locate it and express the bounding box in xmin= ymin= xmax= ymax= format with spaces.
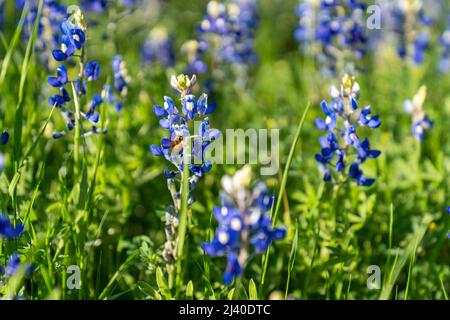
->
xmin=382 ymin=204 xmax=394 ymax=286
xmin=98 ymin=251 xmax=139 ymax=300
xmin=261 ymin=102 xmax=310 ymax=286
xmin=285 ymin=226 xmax=298 ymax=299
xmin=379 ymin=214 xmax=432 ymax=300
xmin=0 ymin=3 xmax=28 ymax=85
xmin=439 ymin=275 xmax=448 ymax=300
xmin=13 ymin=0 xmax=44 ymax=171
xmin=403 ymin=239 xmax=419 ymax=300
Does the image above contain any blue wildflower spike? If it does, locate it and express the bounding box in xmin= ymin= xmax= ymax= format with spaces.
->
xmin=202 ymin=167 xmax=286 ymax=285
xmin=151 ymin=74 xmax=220 ymax=265
xmin=315 ymin=75 xmax=380 ymax=185
xmin=47 ymin=7 xmax=106 ymax=139
xmin=141 ymin=27 xmax=175 ymax=67
xmin=294 ymin=0 xmax=368 ymax=76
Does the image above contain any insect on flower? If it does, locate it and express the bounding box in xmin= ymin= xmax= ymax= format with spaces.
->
xmin=150 ymin=74 xmax=220 ymax=264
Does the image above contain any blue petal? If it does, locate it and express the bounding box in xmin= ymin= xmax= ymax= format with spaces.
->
xmin=52 ymin=50 xmax=68 ymax=61
xmin=150 ymin=145 xmax=163 ymax=156
xmin=1 ymin=131 xmax=9 ymax=146
xmin=153 ymin=105 xmax=168 ymax=117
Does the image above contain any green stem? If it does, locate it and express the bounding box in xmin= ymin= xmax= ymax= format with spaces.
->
xmin=175 ymin=135 xmax=191 ymax=296
xmin=71 ymin=82 xmax=82 ymax=176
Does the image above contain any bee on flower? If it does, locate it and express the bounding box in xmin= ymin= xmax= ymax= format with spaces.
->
xmin=150 ymin=74 xmax=220 ymax=264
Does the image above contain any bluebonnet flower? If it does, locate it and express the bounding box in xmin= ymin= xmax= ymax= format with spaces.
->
xmin=112 ymin=55 xmax=130 ymax=96
xmin=151 ymin=74 xmax=219 ymax=178
xmin=17 ymin=0 xmax=68 ymax=69
xmin=388 ymin=0 xmax=434 ymax=65
xmin=183 ymin=0 xmax=258 ymax=88
xmin=182 ymin=39 xmax=209 ymax=75
xmin=47 ymin=8 xmax=106 ymax=139
xmin=404 ymin=86 xmax=433 ymax=141
xmin=104 ymin=55 xmax=131 ymax=112
xmin=198 ymin=0 xmax=258 ymax=65
xmin=0 ymin=214 xmax=24 ymax=239
xmin=150 ymin=74 xmax=220 ymax=264
xmin=315 ymin=75 xmax=381 ymax=186
xmin=294 ymin=0 xmax=368 ymax=76
xmin=202 ymin=166 xmax=286 ymax=284
xmin=142 ymin=27 xmax=175 ymax=68
xmin=439 ymin=17 xmax=450 ymax=73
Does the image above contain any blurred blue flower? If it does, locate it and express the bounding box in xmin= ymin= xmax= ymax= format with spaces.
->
xmin=142 ymin=28 xmax=175 ymax=68
xmin=1 ymin=131 xmax=8 ymax=146
xmin=412 ymin=115 xmax=433 ymax=141
xmin=112 ymin=55 xmax=130 ymax=95
xmin=439 ymin=17 xmax=450 ymax=73
xmin=82 ymin=0 xmax=107 ymax=12
xmin=184 ymin=0 xmax=258 ymax=87
xmin=0 ymin=253 xmax=33 ymax=280
xmin=295 ymin=0 xmax=368 ymax=76
xmin=0 ymin=214 xmax=24 ymax=239
xmin=404 ymin=86 xmax=432 ymax=141
xmin=390 ymin=2 xmax=433 ymax=65
xmin=202 ymin=166 xmax=285 ymax=285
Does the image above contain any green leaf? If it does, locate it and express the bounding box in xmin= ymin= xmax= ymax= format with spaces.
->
xmin=249 ymin=279 xmax=258 ymax=300
xmin=156 ymin=267 xmax=172 ymax=299
xmin=227 ymin=288 xmax=235 ymax=300
xmin=186 ymin=281 xmax=194 ymax=300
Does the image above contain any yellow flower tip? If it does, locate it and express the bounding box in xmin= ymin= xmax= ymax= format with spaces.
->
xmin=170 ymin=74 xmax=197 ymax=93
xmin=342 ymin=74 xmax=354 ymax=91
